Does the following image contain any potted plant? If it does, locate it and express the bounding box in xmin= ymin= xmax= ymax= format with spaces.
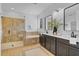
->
xmin=51 ymin=19 xmax=61 ymax=35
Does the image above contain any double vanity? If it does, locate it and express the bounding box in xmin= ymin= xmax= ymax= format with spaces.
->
xmin=39 ymin=33 xmax=79 ymax=56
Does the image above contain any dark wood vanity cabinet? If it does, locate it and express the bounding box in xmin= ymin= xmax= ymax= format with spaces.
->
xmin=56 ymin=38 xmax=69 ymax=56
xmin=56 ymin=38 xmax=79 ymax=56
xmin=50 ymin=37 xmax=56 ymax=54
xmin=45 ymin=35 xmax=51 ymax=51
xmin=39 ymin=34 xmax=79 ymax=56
xmin=39 ymin=34 xmax=56 ymax=54
xmin=56 ymin=43 xmax=68 ymax=56
xmin=40 ymin=34 xmax=69 ymax=56
xmin=45 ymin=35 xmax=56 ymax=54
xmin=69 ymin=46 xmax=79 ymax=56
xmin=39 ymin=34 xmax=46 ymax=48
xmin=56 ymin=39 xmax=69 ymax=56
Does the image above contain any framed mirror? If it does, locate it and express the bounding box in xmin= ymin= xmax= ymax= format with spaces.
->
xmin=40 ymin=18 xmax=43 ymax=29
xmin=64 ymin=3 xmax=79 ymax=31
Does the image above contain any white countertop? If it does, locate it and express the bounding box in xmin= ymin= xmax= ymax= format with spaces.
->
xmin=42 ymin=33 xmax=69 ymax=40
xmin=42 ymin=33 xmax=79 ymax=44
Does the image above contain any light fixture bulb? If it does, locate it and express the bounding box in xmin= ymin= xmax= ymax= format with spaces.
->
xmin=11 ymin=8 xmax=15 ymax=10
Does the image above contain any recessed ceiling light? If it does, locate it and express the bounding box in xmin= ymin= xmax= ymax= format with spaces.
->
xmin=11 ymin=8 xmax=15 ymax=10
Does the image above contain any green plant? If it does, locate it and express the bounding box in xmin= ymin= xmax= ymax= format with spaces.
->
xmin=51 ymin=19 xmax=61 ymax=29
xmin=47 ymin=19 xmax=61 ymax=30
xmin=48 ymin=21 xmax=52 ymax=27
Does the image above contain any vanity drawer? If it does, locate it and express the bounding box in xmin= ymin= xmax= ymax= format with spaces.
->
xmin=57 ymin=38 xmax=69 ymax=45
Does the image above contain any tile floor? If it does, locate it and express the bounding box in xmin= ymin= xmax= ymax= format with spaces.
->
xmin=1 ymin=44 xmax=54 ymax=56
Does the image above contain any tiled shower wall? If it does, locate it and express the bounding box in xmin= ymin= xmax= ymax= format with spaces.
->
xmin=0 ymin=3 xmax=2 ymax=55
xmin=0 ymin=15 xmax=2 ymax=55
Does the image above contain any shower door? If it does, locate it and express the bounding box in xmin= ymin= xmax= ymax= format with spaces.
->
xmin=2 ymin=16 xmax=12 ymax=43
xmin=1 ymin=16 xmax=25 ymax=49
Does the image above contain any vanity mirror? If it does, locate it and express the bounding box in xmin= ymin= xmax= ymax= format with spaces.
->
xmin=64 ymin=3 xmax=79 ymax=31
xmin=46 ymin=15 xmax=52 ymax=30
xmin=40 ymin=15 xmax=52 ymax=31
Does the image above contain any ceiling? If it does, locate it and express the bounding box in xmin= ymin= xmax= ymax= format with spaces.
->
xmin=2 ymin=3 xmax=73 ymax=15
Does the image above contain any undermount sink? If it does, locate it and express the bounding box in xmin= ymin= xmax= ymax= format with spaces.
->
xmin=76 ymin=42 xmax=79 ymax=46
xmin=60 ymin=35 xmax=79 ymax=44
xmin=42 ymin=33 xmax=79 ymax=45
xmin=69 ymin=38 xmax=78 ymax=44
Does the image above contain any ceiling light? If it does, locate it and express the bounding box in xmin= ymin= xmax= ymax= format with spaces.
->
xmin=11 ymin=8 xmax=15 ymax=10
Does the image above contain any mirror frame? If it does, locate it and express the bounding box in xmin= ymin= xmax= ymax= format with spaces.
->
xmin=64 ymin=3 xmax=79 ymax=31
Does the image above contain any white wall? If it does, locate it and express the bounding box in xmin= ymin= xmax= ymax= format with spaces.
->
xmin=2 ymin=11 xmax=25 ymax=19
xmin=2 ymin=11 xmax=38 ymax=32
xmin=38 ymin=3 xmax=72 ymax=18
xmin=53 ymin=9 xmax=64 ymax=34
xmin=38 ymin=7 xmax=64 ymax=33
xmin=3 ymin=12 xmax=38 ymax=32
xmin=37 ymin=3 xmax=74 ymax=33
xmin=37 ymin=5 xmax=63 ymax=33
xmin=25 ymin=14 xmax=38 ymax=32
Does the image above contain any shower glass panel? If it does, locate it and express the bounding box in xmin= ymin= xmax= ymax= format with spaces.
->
xmin=1 ymin=16 xmax=25 ymax=43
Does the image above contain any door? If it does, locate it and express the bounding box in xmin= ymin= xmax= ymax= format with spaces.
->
xmin=57 ymin=40 xmax=69 ymax=56
xmin=39 ymin=34 xmax=43 ymax=46
xmin=39 ymin=34 xmax=46 ymax=47
xmin=50 ymin=37 xmax=56 ymax=54
xmin=69 ymin=46 xmax=79 ymax=56
xmin=42 ymin=34 xmax=46 ymax=48
xmin=2 ymin=16 xmax=12 ymax=43
xmin=2 ymin=16 xmax=25 ymax=43
xmin=45 ymin=35 xmax=51 ymax=51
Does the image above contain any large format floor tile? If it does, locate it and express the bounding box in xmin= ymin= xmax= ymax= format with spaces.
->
xmin=1 ymin=44 xmax=54 ymax=56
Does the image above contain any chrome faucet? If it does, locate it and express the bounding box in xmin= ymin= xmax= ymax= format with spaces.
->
xmin=71 ymin=32 xmax=77 ymax=38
